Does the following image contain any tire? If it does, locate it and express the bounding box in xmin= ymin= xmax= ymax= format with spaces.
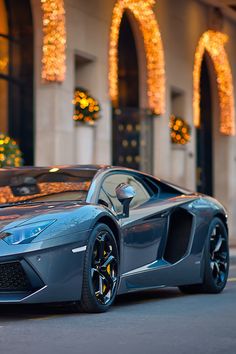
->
xmin=78 ymin=223 xmax=119 ymax=313
xmin=179 ymin=217 xmax=229 ymax=294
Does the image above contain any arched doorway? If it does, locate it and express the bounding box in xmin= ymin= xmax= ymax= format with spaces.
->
xmin=193 ymin=30 xmax=235 ymax=195
xmin=196 ymin=54 xmax=213 ymax=195
xmin=111 ymin=10 xmax=156 ymax=172
xmin=0 ymin=0 xmax=34 ymax=165
xmin=109 ymin=0 xmax=165 ymax=172
xmin=112 ymin=11 xmax=145 ymax=171
xmin=118 ymin=13 xmax=139 ymax=110
xmin=193 ymin=31 xmax=235 ymax=135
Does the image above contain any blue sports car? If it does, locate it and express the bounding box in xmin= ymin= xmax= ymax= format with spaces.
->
xmin=0 ymin=165 xmax=229 ymax=312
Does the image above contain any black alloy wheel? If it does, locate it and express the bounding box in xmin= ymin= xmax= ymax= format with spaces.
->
xmin=79 ymin=223 xmax=119 ymax=312
xmin=179 ymin=217 xmax=229 ymax=294
xmin=209 ymin=220 xmax=229 ymax=288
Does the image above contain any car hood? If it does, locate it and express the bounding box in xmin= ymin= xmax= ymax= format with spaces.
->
xmin=0 ymin=201 xmax=88 ymax=231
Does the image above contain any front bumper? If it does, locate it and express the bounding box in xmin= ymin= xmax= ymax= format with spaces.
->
xmin=0 ymin=233 xmax=88 ymax=304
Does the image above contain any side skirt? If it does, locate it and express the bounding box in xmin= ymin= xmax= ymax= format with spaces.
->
xmin=117 ymin=255 xmax=202 ymax=295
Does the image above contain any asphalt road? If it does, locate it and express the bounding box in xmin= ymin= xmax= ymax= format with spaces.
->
xmin=0 ymin=265 xmax=236 ymax=354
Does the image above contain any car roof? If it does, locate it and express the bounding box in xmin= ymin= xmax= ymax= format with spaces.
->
xmin=0 ymin=164 xmax=147 ymax=175
xmin=0 ymin=164 xmax=108 ymax=172
xmin=0 ymin=164 xmax=194 ymax=195
xmin=0 ymin=165 xmax=109 ymax=187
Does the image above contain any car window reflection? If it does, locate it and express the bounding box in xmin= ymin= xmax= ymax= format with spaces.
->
xmin=0 ymin=169 xmax=96 ymax=204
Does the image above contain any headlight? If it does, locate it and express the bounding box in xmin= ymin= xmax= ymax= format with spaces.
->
xmin=0 ymin=220 xmax=56 ymax=245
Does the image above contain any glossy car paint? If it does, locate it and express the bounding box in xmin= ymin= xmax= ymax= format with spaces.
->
xmin=0 ymin=165 xmax=227 ymax=303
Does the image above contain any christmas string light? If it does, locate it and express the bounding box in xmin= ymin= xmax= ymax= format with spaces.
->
xmin=109 ymin=0 xmax=165 ymax=115
xmin=193 ymin=30 xmax=235 ymax=136
xmin=41 ymin=0 xmax=66 ymax=82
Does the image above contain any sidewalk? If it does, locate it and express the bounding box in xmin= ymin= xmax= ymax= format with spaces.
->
xmin=230 ymin=247 xmax=236 ymax=265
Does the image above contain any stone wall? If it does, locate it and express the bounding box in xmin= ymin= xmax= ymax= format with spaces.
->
xmin=30 ymin=0 xmax=236 ymax=243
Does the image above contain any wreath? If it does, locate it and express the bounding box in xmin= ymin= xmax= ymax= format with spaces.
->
xmin=170 ymin=115 xmax=191 ymax=145
xmin=0 ymin=134 xmax=23 ymax=168
xmin=72 ymin=87 xmax=101 ymax=125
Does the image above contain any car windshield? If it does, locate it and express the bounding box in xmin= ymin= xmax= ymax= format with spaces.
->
xmin=0 ymin=167 xmax=97 ymax=205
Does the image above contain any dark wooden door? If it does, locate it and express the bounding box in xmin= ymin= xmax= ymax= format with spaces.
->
xmin=196 ymin=55 xmax=213 ymax=196
xmin=112 ymin=107 xmax=153 ymax=173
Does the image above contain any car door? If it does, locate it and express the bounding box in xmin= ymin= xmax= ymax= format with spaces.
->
xmin=98 ymin=172 xmax=169 ymax=276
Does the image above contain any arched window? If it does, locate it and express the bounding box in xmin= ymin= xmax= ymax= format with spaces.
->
xmin=0 ymin=0 xmax=34 ymax=164
xmin=0 ymin=0 xmax=9 ymax=133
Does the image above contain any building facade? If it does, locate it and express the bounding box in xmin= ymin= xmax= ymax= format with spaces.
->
xmin=0 ymin=0 xmax=236 ymax=243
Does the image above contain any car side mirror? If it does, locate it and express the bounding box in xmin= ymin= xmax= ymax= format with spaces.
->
xmin=115 ymin=183 xmax=135 ymax=218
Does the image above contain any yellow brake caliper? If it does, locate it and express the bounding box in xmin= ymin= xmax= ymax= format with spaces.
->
xmin=102 ymin=250 xmax=110 ymax=293
xmin=107 ymin=264 xmax=111 ymax=275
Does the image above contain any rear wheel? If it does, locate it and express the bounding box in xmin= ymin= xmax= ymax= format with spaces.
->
xmin=79 ymin=223 xmax=119 ymax=313
xmin=179 ymin=217 xmax=229 ymax=294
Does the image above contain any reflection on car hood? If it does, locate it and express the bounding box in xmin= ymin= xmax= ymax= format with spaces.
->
xmin=0 ymin=201 xmax=87 ymax=230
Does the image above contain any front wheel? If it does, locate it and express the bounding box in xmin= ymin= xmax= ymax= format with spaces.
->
xmin=179 ymin=217 xmax=229 ymax=294
xmin=79 ymin=223 xmax=119 ymax=313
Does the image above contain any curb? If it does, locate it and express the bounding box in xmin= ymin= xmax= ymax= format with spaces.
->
xmin=230 ymin=248 xmax=236 ymax=265
xmin=230 ymin=256 xmax=236 ymax=266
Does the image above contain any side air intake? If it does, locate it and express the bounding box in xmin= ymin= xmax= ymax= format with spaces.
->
xmin=164 ymin=208 xmax=193 ymax=264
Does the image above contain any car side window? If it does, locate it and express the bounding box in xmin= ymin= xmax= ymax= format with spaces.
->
xmin=98 ymin=188 xmax=113 ymax=209
xmin=99 ymin=173 xmax=151 ymax=213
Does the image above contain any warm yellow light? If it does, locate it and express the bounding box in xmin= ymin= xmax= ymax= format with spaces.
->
xmin=41 ymin=0 xmax=66 ymax=82
xmin=193 ymin=30 xmax=235 ymax=136
xmin=109 ymin=0 xmax=165 ymax=115
xmin=49 ymin=167 xmax=59 ymax=173
xmin=0 ymin=57 xmax=8 ymax=74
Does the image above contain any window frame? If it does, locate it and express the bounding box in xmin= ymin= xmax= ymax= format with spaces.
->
xmin=96 ymin=170 xmax=157 ymax=214
xmin=0 ymin=0 xmax=34 ymax=165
